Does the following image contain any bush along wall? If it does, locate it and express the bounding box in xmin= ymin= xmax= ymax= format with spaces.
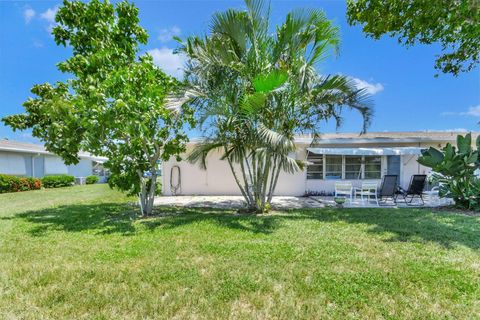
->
xmin=86 ymin=175 xmax=99 ymax=184
xmin=41 ymin=175 xmax=75 ymax=188
xmin=0 ymin=174 xmax=42 ymax=193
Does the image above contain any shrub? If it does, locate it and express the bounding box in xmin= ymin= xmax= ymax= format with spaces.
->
xmin=18 ymin=178 xmax=31 ymax=191
xmin=418 ymin=133 xmax=480 ymax=211
xmin=0 ymin=174 xmax=18 ymax=193
xmin=0 ymin=174 xmax=42 ymax=193
xmin=42 ymin=175 xmax=75 ymax=188
xmin=86 ymin=175 xmax=99 ymax=184
xmin=28 ymin=177 xmax=43 ymax=190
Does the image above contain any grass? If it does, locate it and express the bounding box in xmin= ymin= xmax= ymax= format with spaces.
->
xmin=0 ymin=185 xmax=479 ymax=319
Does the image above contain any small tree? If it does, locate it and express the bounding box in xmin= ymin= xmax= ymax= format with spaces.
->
xmin=178 ymin=0 xmax=372 ymax=212
xmin=3 ymin=0 xmax=193 ymax=215
xmin=418 ymin=133 xmax=480 ymax=211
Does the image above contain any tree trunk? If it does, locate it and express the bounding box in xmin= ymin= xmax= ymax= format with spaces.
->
xmin=224 ymin=149 xmax=285 ymax=214
xmin=224 ymin=147 xmax=253 ymax=209
xmin=267 ymin=160 xmax=281 ymax=204
xmin=137 ymin=167 xmax=159 ymax=216
xmin=145 ymin=171 xmax=157 ymax=215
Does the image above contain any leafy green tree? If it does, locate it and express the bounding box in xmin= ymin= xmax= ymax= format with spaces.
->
xmin=347 ymin=0 xmax=480 ymax=76
xmin=418 ymin=133 xmax=480 ymax=210
xmin=3 ymin=0 xmax=193 ymax=215
xmin=178 ymin=0 xmax=372 ymax=212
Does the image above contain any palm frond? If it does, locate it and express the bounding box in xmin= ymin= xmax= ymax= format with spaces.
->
xmin=187 ymin=140 xmax=224 ymax=169
xmin=310 ymin=74 xmax=373 ymax=133
xmin=257 ymin=124 xmax=295 ymax=154
xmin=210 ymin=9 xmax=249 ymax=56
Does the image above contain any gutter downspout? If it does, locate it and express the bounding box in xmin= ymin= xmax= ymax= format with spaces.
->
xmin=31 ymin=153 xmax=40 ymax=177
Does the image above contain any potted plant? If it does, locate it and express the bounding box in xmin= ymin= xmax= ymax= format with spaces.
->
xmin=334 ymin=197 xmax=346 ymax=208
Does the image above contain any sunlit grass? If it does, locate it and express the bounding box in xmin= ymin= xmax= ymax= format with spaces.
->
xmin=1 ymin=185 xmax=479 ymax=319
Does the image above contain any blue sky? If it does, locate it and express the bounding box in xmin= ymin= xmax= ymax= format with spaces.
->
xmin=1 ymin=0 xmax=479 ymax=143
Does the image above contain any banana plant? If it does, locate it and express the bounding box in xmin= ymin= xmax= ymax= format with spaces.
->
xmin=418 ymin=133 xmax=480 ymax=210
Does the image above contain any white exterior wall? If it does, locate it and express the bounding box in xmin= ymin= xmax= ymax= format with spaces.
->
xmin=399 ymin=154 xmax=431 ymax=189
xmin=0 ymin=151 xmax=94 ymax=178
xmin=0 ymin=151 xmax=28 ymax=175
xmin=44 ymin=156 xmax=69 ymax=174
xmin=161 ymin=140 xmax=452 ymax=196
xmin=68 ymin=158 xmax=93 ymax=177
xmin=162 ymin=146 xmax=306 ymax=196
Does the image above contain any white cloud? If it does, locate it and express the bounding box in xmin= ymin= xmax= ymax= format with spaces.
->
xmin=40 ymin=7 xmax=58 ymax=23
xmin=158 ymin=26 xmax=181 ymax=43
xmin=40 ymin=6 xmax=58 ymax=34
xmin=461 ymin=105 xmax=480 ymax=117
xmin=33 ymin=40 xmax=44 ymax=48
xmin=441 ymin=105 xmax=480 ymax=117
xmin=147 ymin=48 xmax=186 ymax=79
xmin=23 ymin=7 xmax=36 ymax=24
xmin=351 ymin=77 xmax=384 ymax=95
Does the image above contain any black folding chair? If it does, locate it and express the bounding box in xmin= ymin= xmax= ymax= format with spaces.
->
xmin=378 ymin=175 xmax=398 ymax=204
xmin=397 ymin=174 xmax=427 ymax=205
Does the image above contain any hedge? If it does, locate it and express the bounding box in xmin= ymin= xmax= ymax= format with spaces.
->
xmin=86 ymin=175 xmax=99 ymax=184
xmin=0 ymin=174 xmax=42 ymax=193
xmin=42 ymin=175 xmax=75 ymax=188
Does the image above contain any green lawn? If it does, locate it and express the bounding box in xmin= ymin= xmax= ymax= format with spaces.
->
xmin=0 ymin=185 xmax=479 ymax=319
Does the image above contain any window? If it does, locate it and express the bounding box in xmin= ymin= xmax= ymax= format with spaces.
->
xmin=364 ymin=156 xmax=381 ymax=179
xmin=306 ymin=154 xmax=383 ymax=180
xmin=325 ymin=155 xmax=342 ymax=179
xmin=306 ymin=153 xmax=323 ymax=179
xmin=345 ymin=156 xmax=362 ymax=179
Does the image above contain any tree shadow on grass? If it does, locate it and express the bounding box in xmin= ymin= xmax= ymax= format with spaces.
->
xmin=3 ymin=203 xmax=137 ymax=236
xmin=144 ymin=206 xmax=480 ymax=250
xmin=4 ymin=202 xmax=480 ymax=250
xmin=297 ymin=207 xmax=480 ymax=250
xmin=142 ymin=206 xmax=280 ymax=234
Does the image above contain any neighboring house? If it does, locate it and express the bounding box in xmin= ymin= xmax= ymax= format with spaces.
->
xmin=0 ymin=139 xmax=107 ymax=180
xmin=162 ymin=131 xmax=480 ymax=196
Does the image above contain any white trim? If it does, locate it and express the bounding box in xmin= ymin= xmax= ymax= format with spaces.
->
xmin=307 ymin=147 xmax=423 ymax=156
xmin=0 ymin=145 xmax=107 ymax=162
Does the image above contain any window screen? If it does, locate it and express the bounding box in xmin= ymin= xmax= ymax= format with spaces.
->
xmin=306 ymin=153 xmax=323 ymax=180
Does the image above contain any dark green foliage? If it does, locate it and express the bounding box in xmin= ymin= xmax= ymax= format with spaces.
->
xmin=42 ymin=175 xmax=75 ymax=188
xmin=347 ymin=0 xmax=480 ymax=76
xmin=418 ymin=133 xmax=480 ymax=210
xmin=0 ymin=175 xmax=42 ymax=193
xmin=2 ymin=0 xmax=192 ymax=215
xmin=86 ymin=175 xmax=99 ymax=185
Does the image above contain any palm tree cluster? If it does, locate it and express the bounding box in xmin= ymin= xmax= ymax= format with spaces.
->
xmin=178 ymin=0 xmax=372 ymax=212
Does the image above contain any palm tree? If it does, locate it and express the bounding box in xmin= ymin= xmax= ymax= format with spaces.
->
xmin=178 ymin=0 xmax=373 ymax=212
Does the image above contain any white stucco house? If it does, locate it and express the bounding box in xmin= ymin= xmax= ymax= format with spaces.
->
xmin=0 ymin=139 xmax=107 ymax=181
xmin=162 ymin=131 xmax=479 ymax=196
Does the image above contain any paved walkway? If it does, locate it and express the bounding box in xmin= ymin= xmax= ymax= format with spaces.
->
xmin=154 ymin=196 xmax=325 ymax=210
xmin=154 ymin=195 xmax=453 ymax=210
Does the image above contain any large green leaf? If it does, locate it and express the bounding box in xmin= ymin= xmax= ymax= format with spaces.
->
xmin=240 ymin=92 xmax=266 ymax=114
xmin=465 ymin=152 xmax=478 ymax=165
xmin=253 ymin=70 xmax=288 ymax=93
xmin=418 ymin=147 xmax=444 ymax=167
xmin=457 ymin=133 xmax=472 ymax=154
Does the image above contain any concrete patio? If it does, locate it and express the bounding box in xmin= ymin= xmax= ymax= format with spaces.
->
xmin=154 ymin=195 xmax=325 ymax=210
xmin=154 ymin=195 xmax=453 ymax=210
